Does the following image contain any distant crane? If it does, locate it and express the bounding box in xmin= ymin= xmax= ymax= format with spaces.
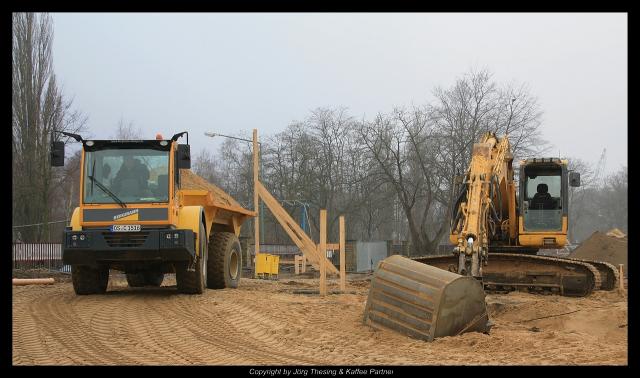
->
xmin=593 ymin=148 xmax=607 ymax=189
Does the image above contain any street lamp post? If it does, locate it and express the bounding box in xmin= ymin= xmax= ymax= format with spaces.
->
xmin=204 ymin=130 xmax=264 ymax=268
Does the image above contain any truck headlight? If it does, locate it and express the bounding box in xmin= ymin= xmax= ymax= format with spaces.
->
xmin=161 ymin=231 xmax=184 ymax=248
xmin=67 ymin=232 xmax=89 ymax=248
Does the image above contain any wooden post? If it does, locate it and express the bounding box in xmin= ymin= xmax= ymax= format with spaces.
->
xmin=294 ymin=255 xmax=300 ymax=275
xmin=339 ymin=215 xmax=346 ymax=292
xmin=253 ymin=128 xmax=259 ymax=278
xmin=319 ymin=209 xmax=327 ymax=297
xmin=301 ymin=255 xmax=306 ymax=273
xmin=619 ymin=264 xmax=625 ymax=292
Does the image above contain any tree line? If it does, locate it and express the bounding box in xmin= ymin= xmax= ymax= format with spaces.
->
xmin=13 ymin=13 xmax=627 ymax=252
xmin=193 ymin=94 xmax=626 ymax=255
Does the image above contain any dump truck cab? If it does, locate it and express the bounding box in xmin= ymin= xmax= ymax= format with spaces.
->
xmin=65 ymin=135 xmax=194 ymax=267
xmin=51 ymin=131 xmax=253 ymax=295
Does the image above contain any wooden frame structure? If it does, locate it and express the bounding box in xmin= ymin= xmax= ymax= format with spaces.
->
xmin=252 ymin=129 xmax=347 ymax=295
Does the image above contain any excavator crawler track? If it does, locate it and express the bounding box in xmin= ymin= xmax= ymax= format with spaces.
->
xmin=561 ymin=258 xmax=619 ymax=290
xmin=412 ymin=253 xmax=601 ymax=297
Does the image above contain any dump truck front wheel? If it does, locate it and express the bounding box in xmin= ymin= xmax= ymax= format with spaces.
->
xmin=126 ymin=270 xmax=164 ymax=287
xmin=207 ymin=232 xmax=241 ymax=289
xmin=176 ymin=222 xmax=208 ymax=294
xmin=71 ymin=265 xmax=109 ymax=295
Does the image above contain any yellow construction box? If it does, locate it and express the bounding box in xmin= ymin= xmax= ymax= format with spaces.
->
xmin=255 ymin=253 xmax=279 ymax=279
xmin=270 ymin=255 xmax=280 ymax=279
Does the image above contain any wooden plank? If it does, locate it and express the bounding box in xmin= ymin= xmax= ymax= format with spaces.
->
xmin=619 ymin=264 xmax=625 ymax=292
xmin=340 ymin=215 xmax=346 ymax=292
xmin=256 ymin=182 xmax=339 ymax=274
xmin=319 ymin=209 xmax=327 ymax=297
xmin=316 ymin=244 xmax=340 ymax=252
xmin=13 ymin=278 xmax=54 ymax=286
xmin=253 ymin=129 xmax=260 ymax=278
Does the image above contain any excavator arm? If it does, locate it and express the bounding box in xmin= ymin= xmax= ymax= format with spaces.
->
xmin=450 ymin=133 xmax=514 ymax=278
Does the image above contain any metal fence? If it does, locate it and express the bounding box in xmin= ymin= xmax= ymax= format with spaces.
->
xmin=12 ymin=219 xmax=69 ymax=244
xmin=12 ymin=243 xmax=71 ymax=273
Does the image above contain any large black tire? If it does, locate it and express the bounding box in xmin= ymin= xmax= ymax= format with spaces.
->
xmin=71 ymin=265 xmax=109 ymax=295
xmin=143 ymin=271 xmax=164 ymax=287
xmin=207 ymin=232 xmax=242 ymax=289
xmin=126 ymin=272 xmax=146 ymax=287
xmin=126 ymin=271 xmax=164 ymax=287
xmin=176 ymin=222 xmax=208 ymax=294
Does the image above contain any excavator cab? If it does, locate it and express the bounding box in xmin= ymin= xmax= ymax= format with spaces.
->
xmin=518 ymin=158 xmax=576 ymax=248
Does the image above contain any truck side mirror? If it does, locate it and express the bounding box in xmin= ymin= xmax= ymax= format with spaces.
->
xmin=177 ymin=144 xmax=191 ymax=169
xmin=50 ymin=141 xmax=65 ymax=167
xmin=569 ymin=171 xmax=580 ymax=187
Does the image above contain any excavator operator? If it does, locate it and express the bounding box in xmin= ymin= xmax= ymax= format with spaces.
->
xmin=530 ymin=183 xmax=554 ymax=210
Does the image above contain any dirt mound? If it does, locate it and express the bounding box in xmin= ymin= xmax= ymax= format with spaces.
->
xmin=179 ymin=169 xmax=242 ymax=209
xmin=606 ymin=228 xmax=626 ymax=238
xmin=570 ymin=231 xmax=627 ymax=276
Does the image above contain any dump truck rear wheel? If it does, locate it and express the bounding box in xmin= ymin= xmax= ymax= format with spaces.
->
xmin=176 ymin=222 xmax=207 ymax=294
xmin=71 ymin=265 xmax=109 ymax=295
xmin=126 ymin=273 xmax=146 ymax=287
xmin=144 ymin=271 xmax=164 ymax=287
xmin=126 ymin=270 xmax=164 ymax=287
xmin=207 ymin=232 xmax=241 ymax=289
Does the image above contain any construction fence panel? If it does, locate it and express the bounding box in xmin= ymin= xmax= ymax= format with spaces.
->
xmin=12 ymin=243 xmax=70 ymax=273
xmin=355 ymin=241 xmax=388 ymax=272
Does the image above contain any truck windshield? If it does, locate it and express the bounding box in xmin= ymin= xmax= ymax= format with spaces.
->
xmin=84 ymin=148 xmax=169 ymax=204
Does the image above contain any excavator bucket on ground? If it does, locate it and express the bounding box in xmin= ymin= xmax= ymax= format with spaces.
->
xmin=363 ymin=255 xmax=491 ymax=342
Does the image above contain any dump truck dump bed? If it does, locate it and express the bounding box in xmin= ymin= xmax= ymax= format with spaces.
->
xmin=179 ymin=169 xmax=255 ymax=234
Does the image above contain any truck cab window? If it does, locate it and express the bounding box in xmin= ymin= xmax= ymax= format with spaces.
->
xmin=84 ymin=148 xmax=169 ymax=204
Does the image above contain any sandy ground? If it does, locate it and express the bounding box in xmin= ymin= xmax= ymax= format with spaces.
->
xmin=12 ymin=270 xmax=627 ymax=366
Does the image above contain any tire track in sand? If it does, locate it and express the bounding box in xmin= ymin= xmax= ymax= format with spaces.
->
xmin=30 ymin=287 xmax=137 ymax=365
xmin=155 ymin=292 xmax=321 ymax=365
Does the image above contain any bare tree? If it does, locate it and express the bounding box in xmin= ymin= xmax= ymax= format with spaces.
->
xmin=12 ymin=13 xmax=86 ymax=242
xmin=112 ymin=117 xmax=143 ymax=139
xmin=355 ymin=69 xmax=548 ymax=255
xmin=356 ymin=106 xmax=449 ymax=256
xmin=597 ymin=166 xmax=627 ymax=233
xmin=192 ymin=148 xmax=221 ymax=185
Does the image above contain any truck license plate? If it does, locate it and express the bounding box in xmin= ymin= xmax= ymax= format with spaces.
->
xmin=111 ymin=225 xmax=141 ymax=232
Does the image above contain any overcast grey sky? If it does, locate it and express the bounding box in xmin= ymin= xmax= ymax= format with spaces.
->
xmin=50 ymin=13 xmax=627 ymax=175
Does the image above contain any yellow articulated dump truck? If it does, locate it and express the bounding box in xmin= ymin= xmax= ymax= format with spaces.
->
xmin=50 ymin=131 xmax=255 ymax=295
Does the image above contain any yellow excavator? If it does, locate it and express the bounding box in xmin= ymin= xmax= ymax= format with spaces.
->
xmin=363 ymin=132 xmax=619 ymax=341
